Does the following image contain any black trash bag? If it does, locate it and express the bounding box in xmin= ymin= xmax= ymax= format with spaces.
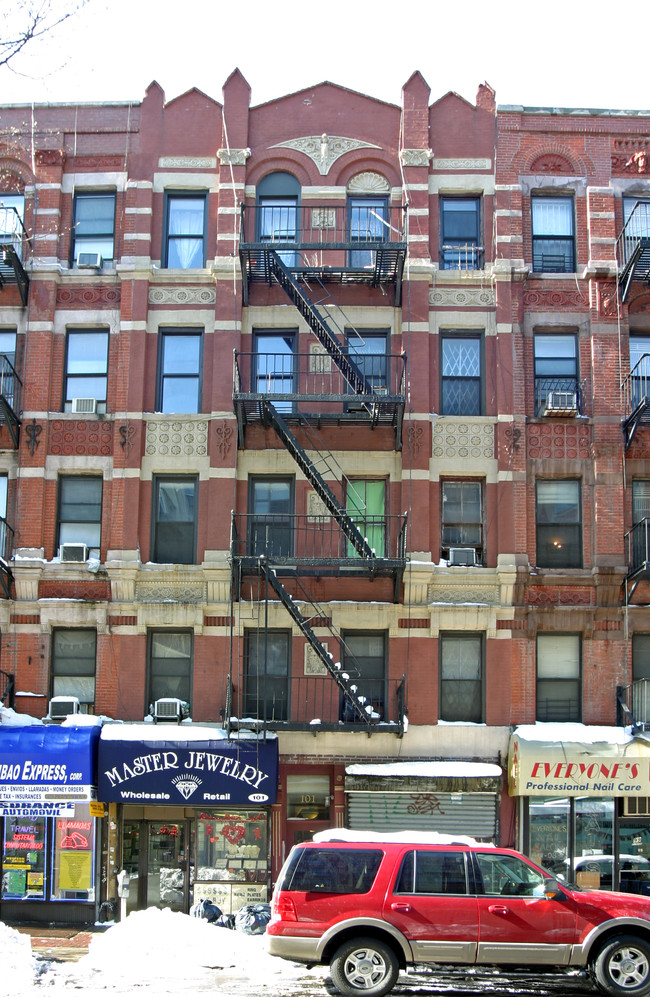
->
xmin=190 ymin=898 xmax=223 ymax=922
xmin=214 ymin=912 xmax=236 ymax=929
xmin=234 ymin=902 xmax=271 ymax=935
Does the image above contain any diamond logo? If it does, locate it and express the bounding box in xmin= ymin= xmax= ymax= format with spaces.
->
xmin=172 ymin=774 xmax=202 ymax=800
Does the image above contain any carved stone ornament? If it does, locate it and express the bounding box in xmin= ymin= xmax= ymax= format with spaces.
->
xmin=529 ymin=154 xmax=574 ymax=175
xmin=523 ymin=287 xmax=586 ymax=310
xmin=159 ymin=156 xmax=218 ymax=169
xmin=145 ymin=420 xmax=208 ymax=457
xmin=57 ymin=285 xmax=121 ymax=308
xmin=214 ymin=422 xmax=234 ymax=460
xmin=407 ymin=423 xmax=425 ymax=455
xmin=270 ymin=135 xmax=381 ymax=176
xmin=429 ymin=287 xmax=495 ymax=307
xmin=50 ymin=420 xmax=113 ymax=457
xmin=149 ymin=287 xmax=215 ymax=305
xmin=347 ymin=172 xmax=390 ymax=195
xmin=304 ymin=644 xmax=328 ymax=676
xmin=432 ymin=421 xmax=494 ymax=460
xmin=136 ymin=582 xmax=206 ymax=604
xmin=431 ymin=158 xmax=491 ymax=171
xmin=400 ymin=149 xmax=433 ymax=168
xmin=217 ymin=149 xmax=251 ymax=167
xmin=528 ymin=423 xmax=591 ymax=461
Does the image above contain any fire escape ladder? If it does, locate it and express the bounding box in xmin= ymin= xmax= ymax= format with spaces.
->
xmin=260 ymin=399 xmax=376 ymax=561
xmin=268 ymin=251 xmax=372 ymax=399
xmin=258 ymin=557 xmax=375 ymax=727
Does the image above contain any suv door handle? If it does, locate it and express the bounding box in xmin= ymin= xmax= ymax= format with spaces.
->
xmin=488 ymin=905 xmax=510 ymax=915
xmin=390 ymin=902 xmax=412 ymax=912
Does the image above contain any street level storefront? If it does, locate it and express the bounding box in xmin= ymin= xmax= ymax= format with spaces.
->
xmin=345 ymin=761 xmax=504 ymax=841
xmin=509 ymin=724 xmax=650 ymax=894
xmin=97 ymin=725 xmax=278 ymax=915
xmin=0 ymin=723 xmax=101 ymax=926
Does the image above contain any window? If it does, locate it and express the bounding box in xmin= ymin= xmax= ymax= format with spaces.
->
xmin=440 ymin=633 xmax=483 ymax=722
xmin=248 ymin=477 xmax=293 ymax=558
xmin=64 ymin=330 xmax=109 ymax=412
xmin=52 ymin=629 xmax=96 ymax=712
xmin=257 ymin=173 xmax=299 ymax=267
xmin=57 ymin=476 xmax=102 ymax=557
xmin=536 ymin=479 xmax=582 ymax=568
xmin=253 ymin=331 xmax=296 ymax=413
xmin=629 ymin=335 xmax=650 ymax=408
xmin=441 ymin=480 xmax=483 ymax=563
xmin=534 ymin=334 xmax=579 ymax=416
xmin=531 ymin=196 xmax=575 ymax=272
xmin=440 ymin=197 xmax=481 ymax=270
xmin=0 ymin=474 xmax=7 ymax=560
xmin=536 ymin=633 xmax=581 ymax=722
xmin=152 ymin=476 xmax=197 ymax=564
xmin=164 ymin=193 xmax=207 ymax=269
xmin=71 ymin=192 xmax=116 ymax=266
xmin=148 ymin=631 xmax=192 ymax=709
xmin=280 ymin=847 xmax=382 ymax=894
xmin=244 ymin=630 xmax=290 ymax=721
xmin=631 ymin=480 xmax=650 ymax=572
xmin=0 ymin=329 xmax=17 ymax=414
xmin=286 ymin=775 xmax=331 ymax=821
xmin=341 ymin=632 xmax=386 ymax=721
xmin=623 ymin=196 xmax=650 ymax=238
xmin=475 ymin=851 xmax=545 ymax=897
xmin=441 ymin=332 xmax=482 ymax=416
xmin=347 ymin=480 xmax=385 ymax=557
xmin=0 ymin=193 xmax=25 ymax=258
xmin=157 ymin=329 xmax=203 ymax=413
xmin=632 ymin=634 xmax=650 ymax=683
xmin=346 ymin=329 xmax=388 ymax=396
xmin=348 ymin=196 xmax=388 ymax=267
xmin=396 ymin=850 xmax=468 ymax=895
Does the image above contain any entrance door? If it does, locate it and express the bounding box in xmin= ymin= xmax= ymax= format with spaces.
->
xmin=122 ymin=820 xmax=190 ymax=913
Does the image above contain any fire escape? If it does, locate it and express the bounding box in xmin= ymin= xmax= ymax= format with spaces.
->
xmin=230 ymin=202 xmax=408 ymax=734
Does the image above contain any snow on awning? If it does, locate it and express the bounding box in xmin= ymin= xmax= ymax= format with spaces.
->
xmin=97 ymin=724 xmax=278 ymax=806
xmin=345 ymin=760 xmax=503 ymax=794
xmin=509 ymin=724 xmax=650 ymax=797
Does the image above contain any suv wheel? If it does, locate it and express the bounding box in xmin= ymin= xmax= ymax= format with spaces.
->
xmin=330 ymin=937 xmax=399 ymax=996
xmin=594 ymin=935 xmax=650 ymax=996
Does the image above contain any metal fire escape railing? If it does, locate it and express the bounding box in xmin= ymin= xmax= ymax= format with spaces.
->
xmin=617 ymin=679 xmax=650 ymax=731
xmin=622 ymin=354 xmax=650 ymax=450
xmin=0 ymin=206 xmax=30 ymax=306
xmin=625 ymin=517 xmax=650 ymax=605
xmin=617 ymin=202 xmax=650 ymax=303
xmin=0 ymin=354 xmax=22 ymax=448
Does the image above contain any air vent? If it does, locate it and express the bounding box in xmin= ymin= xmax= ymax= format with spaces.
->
xmin=544 ymin=390 xmax=578 ymax=416
xmin=71 ymin=397 xmax=97 ymax=414
xmin=48 ymin=696 xmax=80 ymax=721
xmin=448 ymin=547 xmax=478 ymax=566
xmin=77 ymin=252 xmax=103 ymax=269
xmin=60 ymin=543 xmax=88 ymax=563
xmin=152 ymin=698 xmax=188 ymax=723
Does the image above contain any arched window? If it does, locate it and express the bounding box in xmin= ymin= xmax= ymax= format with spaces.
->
xmin=347 ymin=172 xmax=390 ymax=268
xmin=257 ymin=172 xmax=300 ymax=266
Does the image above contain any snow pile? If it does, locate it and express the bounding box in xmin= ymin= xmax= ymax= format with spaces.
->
xmin=0 ymin=920 xmax=37 ymax=990
xmin=313 ymin=827 xmax=492 ymax=846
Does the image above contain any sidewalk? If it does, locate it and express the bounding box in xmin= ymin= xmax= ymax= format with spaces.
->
xmin=16 ymin=926 xmax=95 ymax=962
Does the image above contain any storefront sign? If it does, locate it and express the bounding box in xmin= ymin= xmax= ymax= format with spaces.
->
xmin=509 ymin=731 xmax=650 ymax=796
xmin=193 ymin=881 xmax=268 ymax=915
xmin=97 ymin=728 xmax=278 ymax=806
xmin=0 ymin=726 xmax=100 ymax=804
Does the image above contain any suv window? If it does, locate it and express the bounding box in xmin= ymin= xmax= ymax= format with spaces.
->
xmin=396 ymin=850 xmax=468 ymax=895
xmin=474 ymin=850 xmax=546 ymax=897
xmin=280 ymin=847 xmax=383 ymax=894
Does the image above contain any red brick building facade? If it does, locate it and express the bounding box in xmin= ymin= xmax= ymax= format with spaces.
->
xmin=1 ymin=71 xmax=650 ymax=924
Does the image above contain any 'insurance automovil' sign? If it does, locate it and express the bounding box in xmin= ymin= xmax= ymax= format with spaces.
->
xmin=508 ymin=732 xmax=650 ymax=797
xmin=97 ymin=731 xmax=278 ymax=806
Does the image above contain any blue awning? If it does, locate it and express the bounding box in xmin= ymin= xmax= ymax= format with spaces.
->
xmin=0 ymin=725 xmax=100 ymax=806
xmin=97 ymin=726 xmax=278 ymax=806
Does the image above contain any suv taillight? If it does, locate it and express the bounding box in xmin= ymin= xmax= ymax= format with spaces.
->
xmin=273 ymin=892 xmax=298 ymax=921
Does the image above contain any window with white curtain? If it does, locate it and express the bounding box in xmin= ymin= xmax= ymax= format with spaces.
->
xmin=164 ymin=193 xmax=207 ymax=268
xmin=536 ymin=633 xmax=580 ymax=722
xmin=52 ymin=629 xmax=96 ymax=712
xmin=531 ymin=196 xmax=575 ymax=273
xmin=440 ymin=633 xmax=483 ymax=722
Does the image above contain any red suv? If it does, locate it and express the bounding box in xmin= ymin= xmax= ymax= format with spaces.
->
xmin=266 ymin=837 xmax=650 ymax=997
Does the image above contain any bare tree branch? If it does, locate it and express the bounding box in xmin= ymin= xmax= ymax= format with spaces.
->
xmin=0 ymin=0 xmax=91 ymax=72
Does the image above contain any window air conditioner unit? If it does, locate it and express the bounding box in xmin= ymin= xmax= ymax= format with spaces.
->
xmin=48 ymin=696 xmax=80 ymax=721
xmin=153 ymin=698 xmax=187 ymax=723
xmin=77 ymin=252 xmax=103 ymax=269
xmin=448 ymin=547 xmax=478 ymax=566
xmin=544 ymin=390 xmax=578 ymax=416
xmin=71 ymin=397 xmax=97 ymax=414
xmin=60 ymin=542 xmax=89 ymax=563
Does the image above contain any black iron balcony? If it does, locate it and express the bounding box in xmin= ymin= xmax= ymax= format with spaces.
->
xmin=239 ymin=203 xmax=407 ymax=303
xmin=625 ymin=517 xmax=650 ymax=604
xmin=227 ymin=673 xmax=406 ymax=735
xmin=618 ymin=679 xmax=650 ymax=730
xmin=441 ymin=243 xmax=484 ymax=271
xmin=233 ymin=350 xmax=406 ymax=444
xmin=0 ymin=517 xmax=14 ymax=598
xmin=534 ymin=376 xmax=581 ymax=418
xmin=0 ymin=207 xmax=30 ymax=305
xmin=617 ymin=202 xmax=650 ymax=302
xmin=0 ymin=355 xmax=22 ymax=448
xmin=622 ymin=354 xmax=650 ymax=449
